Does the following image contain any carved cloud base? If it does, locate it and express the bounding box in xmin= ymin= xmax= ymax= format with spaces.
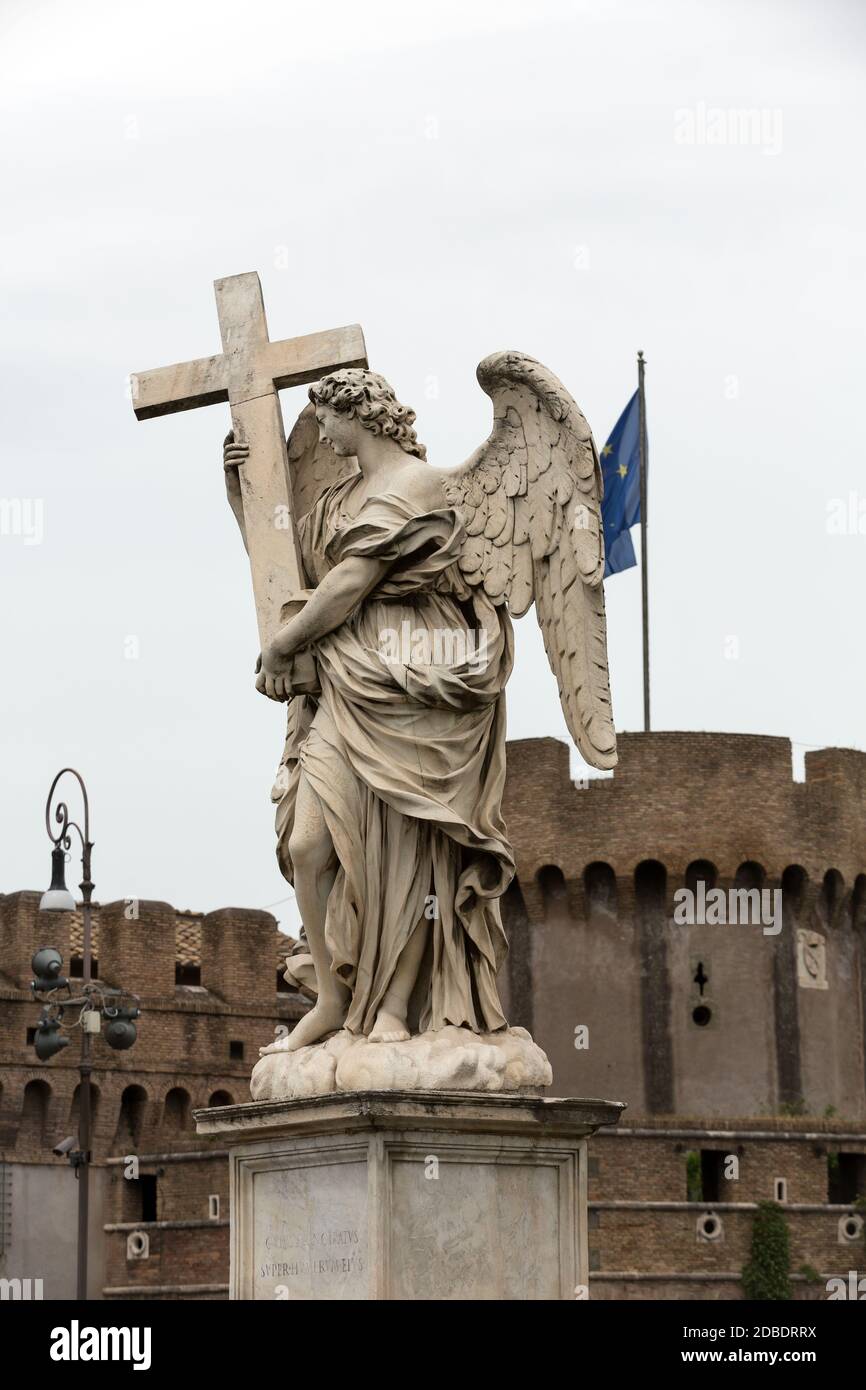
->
xmin=249 ymin=1024 xmax=552 ymax=1102
xmin=194 ymin=1091 xmax=625 ymax=1300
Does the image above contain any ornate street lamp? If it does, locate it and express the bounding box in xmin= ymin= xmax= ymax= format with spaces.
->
xmin=34 ymin=769 xmax=140 ymax=1301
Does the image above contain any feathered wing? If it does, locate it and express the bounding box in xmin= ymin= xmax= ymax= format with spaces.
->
xmin=440 ymin=351 xmax=617 ymax=770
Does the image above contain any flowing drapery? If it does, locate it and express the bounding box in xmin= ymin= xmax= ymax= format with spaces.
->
xmin=276 ymin=477 xmax=515 ymax=1035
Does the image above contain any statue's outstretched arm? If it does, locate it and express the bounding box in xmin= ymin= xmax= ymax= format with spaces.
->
xmin=266 ymin=553 xmax=389 ymax=661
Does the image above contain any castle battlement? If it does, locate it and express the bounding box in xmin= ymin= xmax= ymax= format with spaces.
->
xmin=1 ymin=733 xmax=864 ymax=1301
xmin=504 ymin=733 xmax=866 ymax=884
xmin=498 ymin=733 xmax=866 ymax=1127
xmin=0 ymin=893 xmax=293 ymax=1002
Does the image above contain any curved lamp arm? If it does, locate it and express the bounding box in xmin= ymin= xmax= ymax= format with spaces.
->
xmin=44 ymin=767 xmax=94 ymax=904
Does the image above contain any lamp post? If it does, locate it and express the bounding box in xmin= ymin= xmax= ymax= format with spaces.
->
xmin=35 ymin=769 xmax=139 ymax=1301
xmin=40 ymin=769 xmax=94 ymax=1301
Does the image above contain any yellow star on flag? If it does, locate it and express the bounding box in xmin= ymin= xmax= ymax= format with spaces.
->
xmin=618 ymin=463 xmax=628 ymax=479
xmin=601 ymin=444 xmax=613 ymax=457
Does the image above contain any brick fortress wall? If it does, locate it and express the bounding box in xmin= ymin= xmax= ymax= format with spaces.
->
xmin=2 ymin=731 xmax=864 ymax=1299
xmin=0 ymin=894 xmax=305 ymax=1299
xmin=501 ymin=732 xmax=866 ymax=1118
xmin=500 ymin=732 xmax=866 ymax=1295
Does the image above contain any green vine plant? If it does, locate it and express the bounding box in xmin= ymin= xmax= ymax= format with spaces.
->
xmin=779 ymin=1099 xmax=808 ymax=1118
xmin=742 ymin=1201 xmax=793 ymax=1301
xmin=685 ymin=1150 xmax=702 ymax=1202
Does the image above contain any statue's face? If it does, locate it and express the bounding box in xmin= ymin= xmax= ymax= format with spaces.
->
xmin=315 ymin=403 xmax=359 ymax=457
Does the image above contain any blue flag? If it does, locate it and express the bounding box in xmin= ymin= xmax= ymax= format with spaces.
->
xmin=600 ymin=391 xmax=641 ymax=577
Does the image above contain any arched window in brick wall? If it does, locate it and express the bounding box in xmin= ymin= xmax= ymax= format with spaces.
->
xmin=685 ymin=860 xmax=717 ymax=895
xmin=116 ymin=1085 xmax=147 ymax=1147
xmin=537 ymin=865 xmax=567 ymax=917
xmin=732 ymin=862 xmax=766 ymax=927
xmin=851 ymin=874 xmax=866 ymax=931
xmin=781 ymin=864 xmax=808 ymax=914
xmin=819 ymin=869 xmax=845 ymax=927
xmin=164 ymin=1087 xmax=191 ymax=1132
xmin=634 ymin=859 xmax=666 ymax=910
xmin=69 ymin=1082 xmax=100 ymax=1131
xmin=20 ymin=1079 xmax=51 ymax=1151
xmin=209 ymin=1090 xmax=233 ymax=1107
xmin=734 ymin=861 xmax=765 ymax=891
xmin=584 ymin=862 xmax=617 ymax=915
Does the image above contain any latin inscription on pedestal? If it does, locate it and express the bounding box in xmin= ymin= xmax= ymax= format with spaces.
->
xmin=252 ymin=1159 xmax=367 ymax=1300
xmin=203 ymin=1095 xmax=622 ymax=1301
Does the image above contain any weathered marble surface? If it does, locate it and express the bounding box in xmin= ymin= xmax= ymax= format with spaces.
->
xmin=250 ymin=1025 xmax=552 ymax=1101
xmin=228 ymin=351 xmax=617 ymax=1064
xmin=136 ymin=285 xmax=620 ymax=1083
xmin=195 ymin=1091 xmax=624 ymax=1301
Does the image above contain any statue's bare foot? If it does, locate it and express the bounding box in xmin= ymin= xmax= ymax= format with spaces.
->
xmin=260 ymin=995 xmax=348 ymax=1056
xmin=369 ymin=1006 xmax=410 ymax=1044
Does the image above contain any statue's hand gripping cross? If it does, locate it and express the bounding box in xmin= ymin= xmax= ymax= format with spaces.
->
xmin=131 ymin=271 xmax=367 ymax=652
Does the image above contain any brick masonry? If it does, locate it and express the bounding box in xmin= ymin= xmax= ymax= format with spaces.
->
xmin=0 ymin=893 xmax=304 ymax=1298
xmin=2 ymin=731 xmax=865 ymax=1300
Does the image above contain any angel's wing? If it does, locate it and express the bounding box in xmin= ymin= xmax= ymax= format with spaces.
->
xmin=440 ymin=351 xmax=617 ymax=770
xmin=285 ymin=401 xmax=358 ymax=532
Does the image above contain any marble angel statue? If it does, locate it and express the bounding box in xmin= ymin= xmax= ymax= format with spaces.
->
xmin=223 ymin=352 xmax=617 ymax=1079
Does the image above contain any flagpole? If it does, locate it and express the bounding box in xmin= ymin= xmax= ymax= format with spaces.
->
xmin=638 ymin=350 xmax=650 ymax=731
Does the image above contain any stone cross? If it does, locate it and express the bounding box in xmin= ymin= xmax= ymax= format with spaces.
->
xmin=130 ymin=271 xmax=367 ymax=646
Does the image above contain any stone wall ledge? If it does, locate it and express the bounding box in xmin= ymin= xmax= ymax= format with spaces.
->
xmin=195 ymin=1089 xmax=626 ymax=1141
xmin=103 ymin=1283 xmax=228 ymax=1297
xmin=103 ymin=1149 xmax=228 ymax=1165
xmin=590 ymin=1271 xmax=828 ymax=1282
xmin=0 ymin=985 xmax=304 ymax=1018
xmin=598 ymin=1124 xmax=866 ymax=1141
xmin=590 ymin=1200 xmax=862 ymax=1212
xmin=104 ymin=1219 xmax=228 ymax=1231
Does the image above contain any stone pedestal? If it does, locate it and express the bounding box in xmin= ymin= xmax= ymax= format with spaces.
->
xmin=195 ymin=1091 xmax=623 ymax=1300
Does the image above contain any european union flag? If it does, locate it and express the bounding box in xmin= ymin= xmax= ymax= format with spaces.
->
xmin=600 ymin=391 xmax=641 ymax=577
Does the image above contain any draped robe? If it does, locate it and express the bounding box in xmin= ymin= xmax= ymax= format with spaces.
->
xmin=276 ymin=473 xmax=515 ymax=1036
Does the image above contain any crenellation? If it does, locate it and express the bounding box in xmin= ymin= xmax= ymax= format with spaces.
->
xmin=0 ymin=891 xmax=72 ymax=990
xmin=3 ymin=732 xmax=864 ymax=1299
xmin=505 ymin=732 xmax=866 ymax=883
xmin=99 ymin=899 xmax=178 ymax=998
xmin=201 ymin=906 xmax=279 ymax=1004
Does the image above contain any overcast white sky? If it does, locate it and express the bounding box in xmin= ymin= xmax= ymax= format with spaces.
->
xmin=1 ymin=0 xmax=864 ymax=930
